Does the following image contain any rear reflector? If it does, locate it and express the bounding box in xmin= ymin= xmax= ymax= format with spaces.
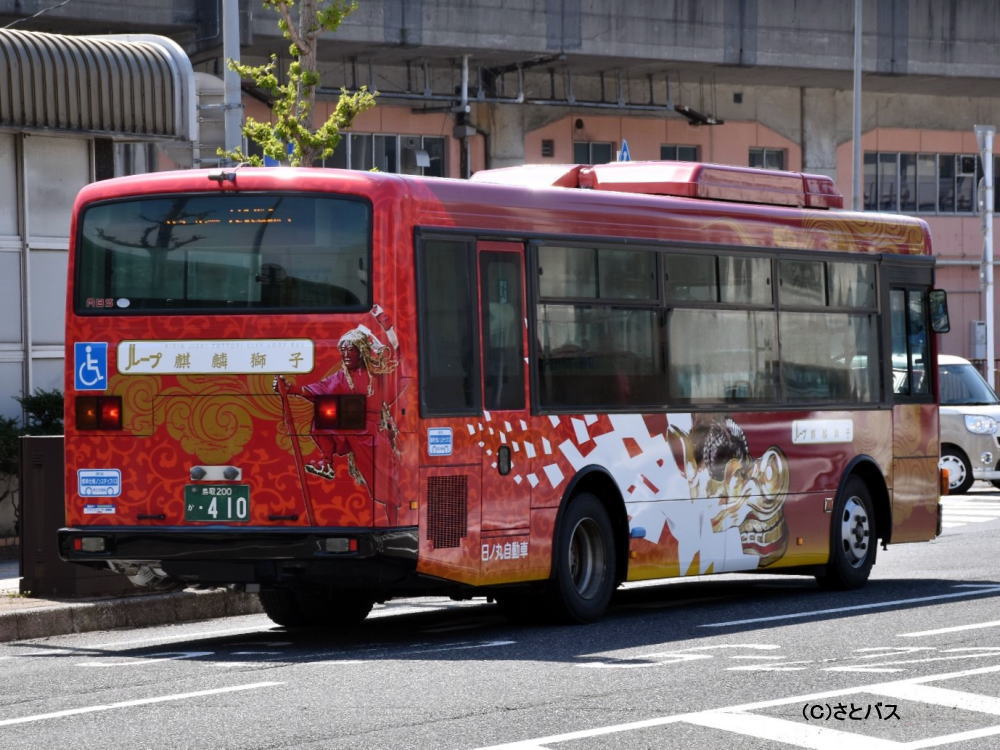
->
xmin=75 ymin=536 xmax=107 ymax=553
xmin=324 ymin=537 xmax=358 ymax=553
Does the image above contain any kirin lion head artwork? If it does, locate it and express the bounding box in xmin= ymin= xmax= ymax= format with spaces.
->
xmin=670 ymin=417 xmax=790 ymax=567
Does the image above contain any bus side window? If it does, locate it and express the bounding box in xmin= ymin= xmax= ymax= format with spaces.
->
xmin=480 ymin=252 xmax=524 ymax=412
xmin=418 ymin=239 xmax=480 ymax=415
xmin=890 ymin=287 xmax=930 ymax=397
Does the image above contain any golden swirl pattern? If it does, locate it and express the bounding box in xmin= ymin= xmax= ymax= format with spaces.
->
xmin=109 ymin=374 xmax=161 ymax=434
xmin=801 ymin=215 xmax=928 ymax=255
xmin=159 ymin=375 xmax=279 ymax=464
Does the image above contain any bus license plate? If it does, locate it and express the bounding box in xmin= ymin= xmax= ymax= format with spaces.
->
xmin=184 ymin=485 xmax=250 ymax=522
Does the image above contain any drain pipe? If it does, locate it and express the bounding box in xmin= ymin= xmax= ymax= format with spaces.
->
xmin=976 ymin=124 xmax=996 ymax=388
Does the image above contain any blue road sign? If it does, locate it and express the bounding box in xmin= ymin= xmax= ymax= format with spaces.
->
xmin=618 ymin=139 xmax=632 ymax=162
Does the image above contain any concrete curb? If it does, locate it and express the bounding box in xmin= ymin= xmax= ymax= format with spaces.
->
xmin=0 ymin=589 xmax=263 ymax=643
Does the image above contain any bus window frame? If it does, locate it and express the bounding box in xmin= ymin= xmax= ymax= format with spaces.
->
xmin=72 ymin=191 xmax=374 ymax=317
xmin=528 ymin=236 xmax=892 ymax=415
xmin=881 ymin=258 xmax=937 ymax=405
xmin=415 ymin=231 xmax=483 ymax=417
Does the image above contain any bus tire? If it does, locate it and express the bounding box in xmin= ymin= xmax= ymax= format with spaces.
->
xmin=549 ymin=492 xmax=616 ymax=623
xmin=259 ymin=587 xmax=373 ymax=628
xmin=940 ymin=446 xmax=974 ymax=494
xmin=312 ymin=593 xmax=374 ymax=628
xmin=258 ymin=587 xmax=309 ymax=627
xmin=816 ymin=476 xmax=877 ymax=590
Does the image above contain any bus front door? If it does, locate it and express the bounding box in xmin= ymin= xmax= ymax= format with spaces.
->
xmin=477 ymin=242 xmax=534 ymax=581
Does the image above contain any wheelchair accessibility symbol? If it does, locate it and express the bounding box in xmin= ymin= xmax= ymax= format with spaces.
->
xmin=74 ymin=342 xmax=108 ymax=391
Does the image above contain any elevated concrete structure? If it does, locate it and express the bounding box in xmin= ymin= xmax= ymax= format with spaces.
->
xmin=1 ymin=0 xmax=999 ymax=367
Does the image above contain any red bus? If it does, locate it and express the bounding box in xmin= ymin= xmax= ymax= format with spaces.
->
xmin=59 ymin=161 xmax=948 ymax=626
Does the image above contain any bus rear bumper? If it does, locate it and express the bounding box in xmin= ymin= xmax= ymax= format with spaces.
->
xmin=57 ymin=526 xmax=420 ymax=590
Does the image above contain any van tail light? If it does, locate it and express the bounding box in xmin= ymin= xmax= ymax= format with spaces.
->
xmin=314 ymin=394 xmax=366 ymax=430
xmin=76 ymin=395 xmax=123 ymax=430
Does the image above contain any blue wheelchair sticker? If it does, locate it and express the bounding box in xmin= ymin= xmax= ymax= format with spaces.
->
xmin=74 ymin=342 xmax=108 ymax=391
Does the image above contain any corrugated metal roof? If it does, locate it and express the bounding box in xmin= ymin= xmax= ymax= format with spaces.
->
xmin=0 ymin=29 xmax=183 ymax=137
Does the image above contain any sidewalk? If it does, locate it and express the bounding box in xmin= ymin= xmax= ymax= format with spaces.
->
xmin=0 ymin=557 xmax=262 ymax=643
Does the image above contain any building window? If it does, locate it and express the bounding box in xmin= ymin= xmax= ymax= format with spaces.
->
xmin=660 ymin=145 xmax=699 ymax=161
xmin=113 ymin=142 xmax=156 ymax=176
xmin=574 ymin=141 xmax=614 ymax=165
xmin=749 ymin=147 xmax=785 ymax=170
xmin=864 ymin=151 xmax=981 ymax=214
xmin=321 ymin=134 xmax=446 ymax=176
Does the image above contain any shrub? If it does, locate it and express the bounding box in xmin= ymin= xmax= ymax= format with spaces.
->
xmin=0 ymin=389 xmax=64 ymax=535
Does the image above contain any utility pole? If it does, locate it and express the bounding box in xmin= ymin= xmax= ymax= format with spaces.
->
xmin=852 ymin=0 xmax=863 ymax=211
xmin=976 ymin=125 xmax=996 ymax=388
xmin=223 ymin=0 xmax=244 ymax=161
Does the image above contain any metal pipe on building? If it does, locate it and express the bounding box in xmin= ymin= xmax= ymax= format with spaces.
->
xmin=976 ymin=124 xmax=996 ymax=388
xmin=460 ymin=54 xmax=471 ymax=178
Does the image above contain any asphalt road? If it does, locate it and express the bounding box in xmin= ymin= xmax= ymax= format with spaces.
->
xmin=3 ymin=488 xmax=1000 ymax=749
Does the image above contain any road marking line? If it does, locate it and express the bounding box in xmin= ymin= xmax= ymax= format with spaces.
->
xmin=901 ymin=620 xmax=1000 ymax=637
xmin=404 ymin=639 xmax=516 ymax=655
xmin=944 ymin=505 xmax=1000 ymax=516
xmin=0 ymin=681 xmax=282 ymax=727
xmin=64 ymin=625 xmax=269 ymax=651
xmin=824 ymin=666 xmax=906 ymax=673
xmin=685 ymin=709 xmax=899 ymax=749
xmin=699 ymin=586 xmax=1000 ymax=628
xmin=577 ymin=643 xmax=780 ymax=669
xmin=904 ymin=725 xmax=1000 ymax=749
xmin=470 ymin=663 xmax=1000 ymax=749
xmin=824 ymin=651 xmax=1000 ymax=672
xmin=727 ymin=662 xmax=813 ymax=671
xmin=75 ymin=651 xmax=214 ymax=667
xmin=876 ymin=683 xmax=1000 ymax=715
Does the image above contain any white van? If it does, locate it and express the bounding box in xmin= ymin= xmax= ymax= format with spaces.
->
xmin=939 ymin=354 xmax=1000 ymax=493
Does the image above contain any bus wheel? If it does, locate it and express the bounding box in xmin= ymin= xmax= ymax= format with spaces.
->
xmin=816 ymin=477 xmax=877 ymax=591
xmin=940 ymin=447 xmax=973 ymax=494
xmin=258 ymin=587 xmax=309 ymax=627
xmin=313 ymin=593 xmax=374 ymax=628
xmin=550 ymin=493 xmax=615 ymax=623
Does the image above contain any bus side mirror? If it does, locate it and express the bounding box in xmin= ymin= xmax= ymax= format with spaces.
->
xmin=929 ymin=289 xmax=950 ymax=333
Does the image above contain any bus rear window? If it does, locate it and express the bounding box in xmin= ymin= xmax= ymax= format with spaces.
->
xmin=75 ymin=194 xmax=370 ymax=313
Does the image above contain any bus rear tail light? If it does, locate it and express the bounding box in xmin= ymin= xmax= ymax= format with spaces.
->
xmin=338 ymin=395 xmax=366 ymax=429
xmin=314 ymin=395 xmax=366 ymax=430
xmin=76 ymin=395 xmax=123 ymax=430
xmin=315 ymin=396 xmax=339 ymax=429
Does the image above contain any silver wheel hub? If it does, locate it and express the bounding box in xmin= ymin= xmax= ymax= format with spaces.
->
xmin=569 ymin=517 xmax=607 ymax=600
xmin=939 ymin=454 xmax=967 ymax=490
xmin=840 ymin=496 xmax=870 ymax=568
